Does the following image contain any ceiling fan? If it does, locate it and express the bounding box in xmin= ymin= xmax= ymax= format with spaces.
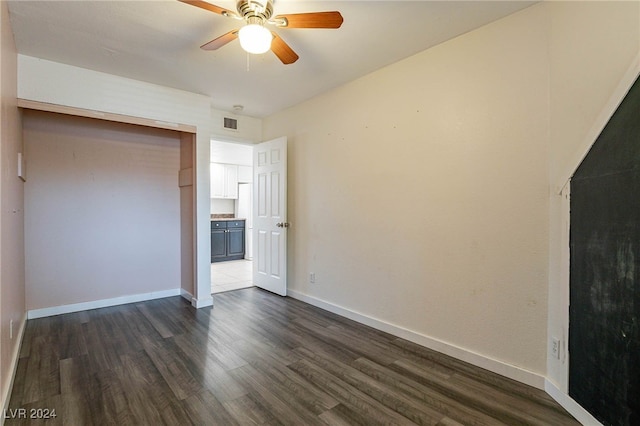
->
xmin=179 ymin=0 xmax=343 ymax=64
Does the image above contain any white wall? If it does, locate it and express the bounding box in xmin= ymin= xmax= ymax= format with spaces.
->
xmin=210 ymin=140 xmax=253 ymax=165
xmin=211 ymin=198 xmax=235 ymax=214
xmin=0 ymin=0 xmax=26 ymax=411
xmin=24 ymin=111 xmax=181 ymax=310
xmin=264 ymin=4 xmax=550 ymax=384
xmin=18 ymin=55 xmax=213 ymax=307
xmin=210 ymin=109 xmax=262 ymax=143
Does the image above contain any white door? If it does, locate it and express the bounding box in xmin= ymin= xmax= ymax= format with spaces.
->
xmin=253 ymin=137 xmax=288 ymax=296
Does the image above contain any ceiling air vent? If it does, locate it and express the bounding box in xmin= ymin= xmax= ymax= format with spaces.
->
xmin=223 ymin=117 xmax=238 ymax=131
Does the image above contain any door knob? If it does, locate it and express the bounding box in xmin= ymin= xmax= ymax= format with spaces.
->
xmin=276 ymin=222 xmax=290 ymax=228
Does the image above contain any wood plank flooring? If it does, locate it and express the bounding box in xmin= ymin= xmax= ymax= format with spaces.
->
xmin=8 ymin=288 xmax=580 ymax=425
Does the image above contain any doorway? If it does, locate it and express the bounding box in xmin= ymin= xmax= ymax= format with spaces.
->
xmin=209 ymin=136 xmax=289 ymax=296
xmin=210 ymin=140 xmax=254 ymax=294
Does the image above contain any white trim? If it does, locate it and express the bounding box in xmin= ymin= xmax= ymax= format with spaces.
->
xmin=17 ymin=99 xmax=197 ymax=133
xmin=545 ymin=380 xmax=603 ymax=426
xmin=555 ymin=53 xmax=640 ymax=194
xmin=27 ymin=289 xmax=181 ymax=319
xmin=1 ymin=314 xmax=27 ymax=426
xmin=191 ymin=295 xmax=213 ymax=308
xmin=180 ymin=288 xmax=193 ymax=303
xmin=287 ymin=289 xmax=545 ymax=390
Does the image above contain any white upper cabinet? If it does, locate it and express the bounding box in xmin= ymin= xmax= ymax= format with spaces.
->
xmin=210 ymin=163 xmax=225 ymax=198
xmin=225 ymin=164 xmax=238 ymax=199
xmin=210 ymin=163 xmax=238 ymax=199
xmin=210 ymin=140 xmax=252 ymax=198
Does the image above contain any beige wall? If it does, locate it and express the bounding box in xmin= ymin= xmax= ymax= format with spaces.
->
xmin=24 ymin=111 xmax=182 ymax=311
xmin=264 ymin=1 xmax=640 ymax=395
xmin=265 ymin=4 xmax=550 ymax=378
xmin=0 ymin=0 xmax=26 ymax=411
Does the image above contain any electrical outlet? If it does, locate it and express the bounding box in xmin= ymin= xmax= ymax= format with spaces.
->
xmin=9 ymin=319 xmax=13 ymax=339
xmin=551 ymin=337 xmax=560 ymax=359
xmin=309 ymin=272 xmax=316 ymax=284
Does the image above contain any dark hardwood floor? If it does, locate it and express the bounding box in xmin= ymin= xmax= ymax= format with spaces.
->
xmin=8 ymin=288 xmax=580 ymax=425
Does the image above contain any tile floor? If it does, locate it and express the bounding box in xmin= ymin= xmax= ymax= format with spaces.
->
xmin=211 ymin=259 xmax=254 ymax=294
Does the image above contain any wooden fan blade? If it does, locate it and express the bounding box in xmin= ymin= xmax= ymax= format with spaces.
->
xmin=201 ymin=30 xmax=239 ymax=50
xmin=179 ymin=0 xmax=234 ymax=16
xmin=271 ymin=32 xmax=299 ymax=64
xmin=274 ymin=11 xmax=343 ymax=29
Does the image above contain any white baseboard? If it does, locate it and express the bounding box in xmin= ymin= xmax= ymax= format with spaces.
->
xmin=287 ymin=289 xmax=545 ymax=390
xmin=179 ymin=288 xmax=214 ymax=308
xmin=545 ymin=380 xmax=603 ymax=426
xmin=180 ymin=288 xmax=193 ymax=303
xmin=2 ymin=314 xmax=26 ymax=426
xmin=191 ymin=295 xmax=213 ymax=308
xmin=27 ymin=288 xmax=182 ymax=319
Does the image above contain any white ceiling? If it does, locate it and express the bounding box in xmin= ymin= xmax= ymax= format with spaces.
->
xmin=7 ymin=0 xmax=535 ymax=118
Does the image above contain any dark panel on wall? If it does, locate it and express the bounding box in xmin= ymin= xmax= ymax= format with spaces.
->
xmin=570 ymin=76 xmax=640 ymax=426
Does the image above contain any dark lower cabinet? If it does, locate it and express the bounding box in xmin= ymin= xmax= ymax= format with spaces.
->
xmin=227 ymin=227 xmax=245 ymax=257
xmin=211 ymin=220 xmax=245 ymax=262
xmin=210 ymin=227 xmax=227 ymax=261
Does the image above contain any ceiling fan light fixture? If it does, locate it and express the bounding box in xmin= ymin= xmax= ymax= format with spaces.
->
xmin=238 ymin=24 xmax=272 ymax=54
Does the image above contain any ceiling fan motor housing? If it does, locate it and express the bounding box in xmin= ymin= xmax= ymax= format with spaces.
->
xmin=236 ymin=0 xmax=273 ymax=22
